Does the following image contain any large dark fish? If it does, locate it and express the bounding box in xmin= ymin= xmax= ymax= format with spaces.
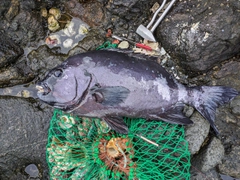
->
xmin=37 ymin=50 xmax=239 ymax=134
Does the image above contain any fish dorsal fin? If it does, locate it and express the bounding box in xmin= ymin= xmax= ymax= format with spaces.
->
xmin=102 ymin=116 xmax=128 ymax=134
xmin=90 ymin=85 xmax=130 ymax=106
xmin=158 ymin=104 xmax=193 ymax=125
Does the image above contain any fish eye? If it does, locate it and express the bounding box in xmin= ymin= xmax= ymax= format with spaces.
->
xmin=54 ymin=69 xmax=63 ymax=77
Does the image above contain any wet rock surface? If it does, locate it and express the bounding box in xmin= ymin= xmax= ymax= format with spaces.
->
xmin=0 ymin=97 xmax=53 ymax=180
xmin=68 ymin=29 xmax=105 ymax=56
xmin=102 ymin=0 xmax=157 ymax=42
xmin=191 ymin=169 xmax=221 ymax=180
xmin=26 ymin=45 xmax=67 ymax=80
xmin=5 ymin=10 xmax=45 ymax=47
xmin=156 ymin=0 xmax=240 ymax=76
xmin=218 ymin=146 xmax=240 ymax=178
xmin=192 ymin=137 xmax=225 ymax=172
xmin=0 ymin=63 xmax=33 ymax=87
xmin=0 ymin=0 xmax=239 ymax=179
xmin=185 ymin=112 xmax=210 ymax=155
xmin=0 ymin=1 xmax=11 ymax=20
xmin=0 ymin=31 xmax=23 ymax=69
xmin=65 ymin=0 xmax=105 ymax=27
xmin=188 ymin=55 xmax=240 ymax=179
xmin=0 ymin=45 xmax=65 ymax=87
xmin=105 ymin=0 xmax=139 ymax=17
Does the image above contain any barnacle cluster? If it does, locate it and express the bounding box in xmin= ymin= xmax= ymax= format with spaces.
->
xmin=58 ymin=115 xmax=76 ymax=129
xmin=98 ymin=137 xmax=135 ymax=176
xmin=47 ymin=137 xmax=87 ymax=180
xmin=41 ymin=7 xmax=66 ymax=32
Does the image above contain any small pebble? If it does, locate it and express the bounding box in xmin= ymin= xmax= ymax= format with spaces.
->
xmin=25 ymin=164 xmax=39 ymax=178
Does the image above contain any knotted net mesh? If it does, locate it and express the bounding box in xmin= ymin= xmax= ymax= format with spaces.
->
xmin=46 ymin=109 xmax=191 ymax=180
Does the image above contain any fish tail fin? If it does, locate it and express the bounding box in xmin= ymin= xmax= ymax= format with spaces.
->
xmin=190 ymin=86 xmax=239 ymax=134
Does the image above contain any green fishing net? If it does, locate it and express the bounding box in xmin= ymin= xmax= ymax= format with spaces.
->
xmin=46 ymin=42 xmax=191 ymax=179
xmin=96 ymin=41 xmax=118 ymax=50
xmin=46 ymin=109 xmax=191 ymax=180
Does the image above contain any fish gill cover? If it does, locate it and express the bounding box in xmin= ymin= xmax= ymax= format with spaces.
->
xmin=46 ymin=42 xmax=191 ymax=179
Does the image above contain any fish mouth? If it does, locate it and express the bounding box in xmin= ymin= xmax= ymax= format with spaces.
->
xmin=36 ymin=83 xmax=51 ymax=95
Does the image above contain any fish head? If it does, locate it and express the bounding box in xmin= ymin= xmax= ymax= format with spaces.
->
xmin=37 ymin=64 xmax=92 ymax=111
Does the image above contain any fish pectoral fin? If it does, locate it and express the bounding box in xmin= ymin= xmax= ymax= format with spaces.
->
xmin=102 ymin=116 xmax=129 ymax=134
xmin=91 ymin=86 xmax=130 ymax=106
xmin=158 ymin=104 xmax=193 ymax=125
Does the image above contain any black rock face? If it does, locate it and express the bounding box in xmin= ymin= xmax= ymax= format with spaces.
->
xmin=156 ymin=0 xmax=240 ymax=76
xmin=0 ymin=32 xmax=23 ymax=69
xmin=0 ymin=97 xmax=53 ymax=180
xmin=0 ymin=1 xmax=11 ymax=20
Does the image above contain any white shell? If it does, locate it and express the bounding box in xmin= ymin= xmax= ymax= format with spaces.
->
xmin=63 ymin=21 xmax=76 ymax=37
xmin=63 ymin=39 xmax=73 ymax=48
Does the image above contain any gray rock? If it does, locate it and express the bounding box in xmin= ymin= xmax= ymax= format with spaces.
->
xmin=209 ymin=58 xmax=240 ymax=145
xmin=9 ymin=172 xmax=28 ymax=180
xmin=105 ymin=0 xmax=139 ymax=17
xmin=192 ymin=137 xmax=225 ymax=172
xmin=0 ymin=65 xmax=32 ymax=87
xmin=65 ymin=0 xmax=105 ymax=27
xmin=99 ymin=0 xmax=158 ymax=43
xmin=156 ymin=0 xmax=240 ymax=76
xmin=216 ymin=107 xmax=238 ymax=126
xmin=26 ymin=31 xmax=104 ymax=82
xmin=0 ymin=32 xmax=23 ymax=69
xmin=191 ymin=169 xmax=220 ymax=180
xmin=26 ymin=45 xmax=67 ymax=80
xmin=230 ymin=96 xmax=240 ymax=116
xmin=213 ymin=61 xmax=240 ymax=80
xmin=220 ymin=174 xmax=240 ymax=180
xmin=186 ymin=54 xmax=240 ymax=179
xmin=0 ymin=54 xmax=35 ymax=87
xmin=183 ymin=105 xmax=194 ymax=118
xmin=6 ymin=10 xmax=45 ymax=47
xmin=0 ymin=44 xmax=70 ymax=87
xmin=211 ymin=60 xmax=240 ymax=91
xmin=5 ymin=0 xmax=19 ymax=22
xmin=218 ymin=146 xmax=240 ymax=178
xmin=0 ymin=1 xmax=11 ymax=20
xmin=214 ymin=106 xmax=240 ymax=160
xmin=185 ymin=112 xmax=210 ymax=155
xmin=0 ymin=97 xmax=53 ymax=180
xmin=68 ymin=29 xmax=105 ymax=56
xmin=110 ymin=0 xmax=155 ymax=30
